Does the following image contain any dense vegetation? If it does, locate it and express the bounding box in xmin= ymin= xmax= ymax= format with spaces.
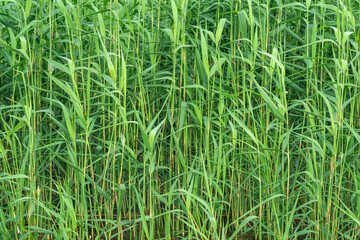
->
xmin=1 ymin=0 xmax=360 ymax=239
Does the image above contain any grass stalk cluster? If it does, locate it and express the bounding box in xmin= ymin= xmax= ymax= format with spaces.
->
xmin=1 ymin=0 xmax=360 ymax=239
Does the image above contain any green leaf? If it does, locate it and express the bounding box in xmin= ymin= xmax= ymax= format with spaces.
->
xmin=45 ymin=58 xmax=71 ymax=75
xmin=98 ymin=31 xmax=117 ymax=81
xmin=200 ymin=30 xmax=209 ymax=77
xmin=228 ymin=216 xmax=258 ymax=240
xmin=170 ymin=0 xmax=178 ymax=42
xmin=57 ymin=0 xmax=76 ymax=31
xmin=133 ymin=186 xmax=150 ymax=239
xmin=252 ymin=77 xmax=286 ymax=121
xmin=24 ymin=0 xmax=32 ymax=18
xmin=227 ymin=109 xmax=259 ymax=147
xmin=0 ymin=174 xmax=29 ymax=181
xmin=215 ymin=18 xmax=227 ymax=45
xmin=209 ymin=58 xmax=225 ymax=78
xmin=91 ymin=3 xmax=106 ymax=37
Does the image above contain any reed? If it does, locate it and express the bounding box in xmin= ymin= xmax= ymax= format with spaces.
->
xmin=0 ymin=0 xmax=360 ymax=239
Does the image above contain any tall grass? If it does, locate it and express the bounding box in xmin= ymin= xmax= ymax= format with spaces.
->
xmin=0 ymin=0 xmax=360 ymax=239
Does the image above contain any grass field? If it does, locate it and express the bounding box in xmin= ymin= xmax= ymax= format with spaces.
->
xmin=1 ymin=0 xmax=360 ymax=239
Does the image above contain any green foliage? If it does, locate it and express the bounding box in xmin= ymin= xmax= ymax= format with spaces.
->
xmin=0 ymin=0 xmax=360 ymax=239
